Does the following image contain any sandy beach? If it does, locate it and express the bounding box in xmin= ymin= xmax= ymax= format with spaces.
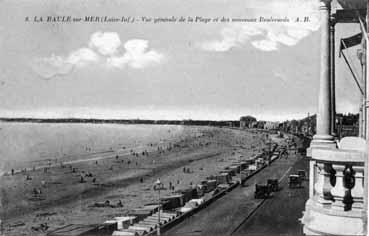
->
xmin=0 ymin=124 xmax=272 ymax=236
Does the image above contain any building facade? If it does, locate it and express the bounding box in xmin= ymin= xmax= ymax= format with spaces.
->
xmin=300 ymin=0 xmax=368 ymax=235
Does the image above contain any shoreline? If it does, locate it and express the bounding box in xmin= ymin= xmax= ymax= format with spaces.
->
xmin=0 ymin=126 xmax=271 ymax=236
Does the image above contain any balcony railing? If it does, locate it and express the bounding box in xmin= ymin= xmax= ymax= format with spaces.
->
xmin=301 ymin=138 xmax=367 ymax=235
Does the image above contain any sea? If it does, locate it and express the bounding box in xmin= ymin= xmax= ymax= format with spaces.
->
xmin=0 ymin=122 xmax=203 ymax=174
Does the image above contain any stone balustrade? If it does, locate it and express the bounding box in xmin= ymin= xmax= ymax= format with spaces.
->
xmin=302 ymin=147 xmax=366 ymax=235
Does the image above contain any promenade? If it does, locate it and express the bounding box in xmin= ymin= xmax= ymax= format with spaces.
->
xmin=163 ymin=147 xmax=308 ymax=236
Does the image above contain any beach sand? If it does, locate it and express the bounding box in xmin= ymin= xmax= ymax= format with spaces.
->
xmin=0 ymin=126 xmax=272 ymax=236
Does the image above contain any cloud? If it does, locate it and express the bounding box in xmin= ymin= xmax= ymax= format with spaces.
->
xmin=88 ymin=32 xmax=121 ymax=56
xmin=32 ymin=32 xmax=163 ymax=78
xmin=200 ymin=0 xmax=320 ymax=52
xmin=107 ymin=39 xmax=164 ymax=69
xmin=252 ymin=40 xmax=278 ymax=51
xmin=32 ymin=55 xmax=75 ymax=79
xmin=67 ymin=48 xmax=99 ymax=66
xmin=31 ymin=48 xmax=99 ymax=79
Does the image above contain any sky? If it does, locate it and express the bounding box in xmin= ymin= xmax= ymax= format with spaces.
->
xmin=0 ymin=0 xmax=364 ymax=121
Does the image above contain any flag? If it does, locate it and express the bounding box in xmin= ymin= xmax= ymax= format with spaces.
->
xmin=339 ymin=33 xmax=362 ymax=57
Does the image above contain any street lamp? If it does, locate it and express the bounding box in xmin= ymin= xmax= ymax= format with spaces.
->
xmin=154 ymin=178 xmax=164 ymax=236
xmin=239 ymin=155 xmax=243 ymax=186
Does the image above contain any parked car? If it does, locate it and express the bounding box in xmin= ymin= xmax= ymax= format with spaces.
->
xmin=288 ymin=175 xmax=302 ymax=188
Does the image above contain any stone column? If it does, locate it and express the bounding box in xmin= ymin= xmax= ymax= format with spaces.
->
xmin=311 ymin=0 xmax=335 ymax=149
xmin=330 ymin=16 xmax=336 ymax=136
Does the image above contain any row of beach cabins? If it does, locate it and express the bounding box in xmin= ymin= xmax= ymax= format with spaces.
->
xmin=48 ymin=143 xmax=282 ymax=236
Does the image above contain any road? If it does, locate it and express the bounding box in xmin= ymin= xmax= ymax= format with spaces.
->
xmin=163 ymin=149 xmax=308 ymax=236
xmin=232 ymin=156 xmax=308 ymax=236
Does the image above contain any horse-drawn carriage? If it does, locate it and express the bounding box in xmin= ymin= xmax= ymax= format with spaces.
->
xmin=279 ymin=145 xmax=289 ymax=158
xmin=288 ymin=174 xmax=302 ymax=188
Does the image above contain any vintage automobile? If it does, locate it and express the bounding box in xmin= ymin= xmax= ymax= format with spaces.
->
xmin=254 ymin=184 xmax=272 ymax=199
xmin=288 ymin=174 xmax=302 ymax=188
xmin=297 ymin=170 xmax=306 ymax=180
xmin=267 ymin=179 xmax=279 ymax=192
xmin=298 ymin=147 xmax=307 ymax=155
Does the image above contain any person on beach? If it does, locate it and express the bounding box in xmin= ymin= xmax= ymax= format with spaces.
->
xmin=33 ymin=188 xmax=42 ymax=196
xmin=11 ymin=169 xmax=14 ymax=175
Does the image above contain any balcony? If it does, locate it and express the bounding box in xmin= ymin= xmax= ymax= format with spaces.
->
xmin=301 ymin=138 xmax=367 ymax=235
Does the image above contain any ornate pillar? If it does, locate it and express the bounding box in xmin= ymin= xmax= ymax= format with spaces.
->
xmin=311 ymin=0 xmax=336 ymax=149
xmin=330 ymin=16 xmax=336 ymax=136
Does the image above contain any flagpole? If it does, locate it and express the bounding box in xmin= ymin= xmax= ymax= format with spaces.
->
xmin=340 ymin=40 xmax=364 ymax=95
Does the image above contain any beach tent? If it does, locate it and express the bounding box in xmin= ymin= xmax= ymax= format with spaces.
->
xmin=229 ymin=165 xmax=241 ymax=174
xmin=128 ymin=225 xmax=151 ymax=232
xmin=114 ymin=216 xmax=137 ymax=230
xmin=196 ymin=184 xmax=206 ymax=197
xmin=101 ymin=220 xmax=118 ymax=232
xmin=112 ymin=230 xmax=139 ymax=236
xmin=128 ymin=209 xmax=152 ymax=222
xmin=178 ymin=188 xmax=197 ymax=202
xmin=248 ymin=164 xmax=257 ymax=171
xmin=47 ymin=224 xmax=98 ymax=236
xmin=142 ymin=204 xmax=160 ymax=213
xmin=206 ymin=180 xmax=217 ymax=192
xmin=161 ymin=194 xmax=184 ymax=209
xmin=222 ymin=167 xmax=236 ymax=176
xmin=216 ymin=173 xmax=231 ymax=184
